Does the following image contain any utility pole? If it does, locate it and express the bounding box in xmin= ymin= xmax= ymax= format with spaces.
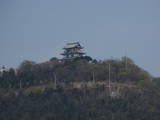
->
xmin=92 ymin=71 xmax=97 ymax=96
xmin=108 ymin=63 xmax=111 ymax=96
xmin=93 ymin=72 xmax=95 ymax=83
xmin=125 ymin=51 xmax=128 ymax=71
xmin=54 ymin=73 xmax=57 ymax=89
xmin=20 ymin=79 xmax=22 ymax=89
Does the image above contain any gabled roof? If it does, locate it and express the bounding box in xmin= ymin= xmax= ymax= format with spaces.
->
xmin=63 ymin=42 xmax=82 ymax=49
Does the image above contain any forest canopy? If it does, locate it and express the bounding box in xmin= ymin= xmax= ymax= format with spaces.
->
xmin=0 ymin=56 xmax=152 ymax=88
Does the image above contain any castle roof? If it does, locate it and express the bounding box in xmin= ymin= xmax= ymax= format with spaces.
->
xmin=63 ymin=42 xmax=82 ymax=49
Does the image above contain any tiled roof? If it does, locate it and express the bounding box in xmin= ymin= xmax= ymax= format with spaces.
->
xmin=64 ymin=42 xmax=81 ymax=49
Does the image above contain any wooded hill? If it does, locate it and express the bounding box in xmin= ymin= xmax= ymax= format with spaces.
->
xmin=0 ymin=56 xmax=160 ymax=120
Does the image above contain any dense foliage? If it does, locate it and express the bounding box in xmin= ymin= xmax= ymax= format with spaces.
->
xmin=0 ymin=56 xmax=151 ymax=88
xmin=0 ymin=83 xmax=160 ymax=120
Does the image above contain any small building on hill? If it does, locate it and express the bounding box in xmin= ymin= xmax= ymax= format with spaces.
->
xmin=61 ymin=42 xmax=85 ymax=59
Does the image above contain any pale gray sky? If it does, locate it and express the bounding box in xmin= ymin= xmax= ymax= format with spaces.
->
xmin=0 ymin=0 xmax=160 ymax=76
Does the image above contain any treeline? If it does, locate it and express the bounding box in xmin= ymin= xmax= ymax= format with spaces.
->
xmin=0 ymin=56 xmax=152 ymax=88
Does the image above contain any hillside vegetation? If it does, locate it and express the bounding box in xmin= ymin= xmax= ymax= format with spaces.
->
xmin=0 ymin=56 xmax=152 ymax=88
xmin=0 ymin=56 xmax=160 ymax=120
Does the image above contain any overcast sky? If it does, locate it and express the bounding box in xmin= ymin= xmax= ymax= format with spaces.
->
xmin=0 ymin=0 xmax=160 ymax=77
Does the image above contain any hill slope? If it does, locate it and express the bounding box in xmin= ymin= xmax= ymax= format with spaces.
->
xmin=0 ymin=57 xmax=160 ymax=120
